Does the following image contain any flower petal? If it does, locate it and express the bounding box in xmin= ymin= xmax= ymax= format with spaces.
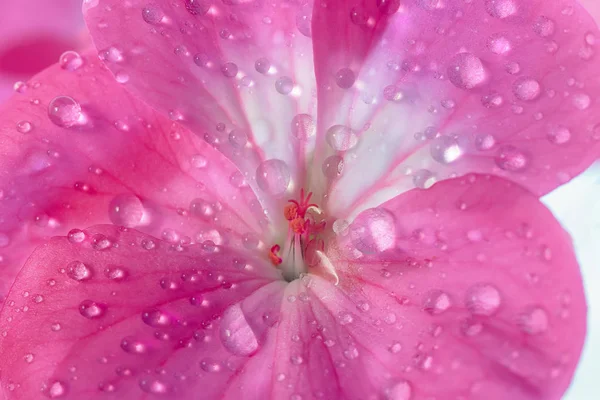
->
xmin=315 ymin=174 xmax=584 ymax=399
xmin=0 ymin=50 xmax=266 ymax=300
xmin=311 ymin=0 xmax=600 ymax=218
xmin=84 ymin=0 xmax=318 ymax=215
xmin=0 ymin=225 xmax=283 ymax=399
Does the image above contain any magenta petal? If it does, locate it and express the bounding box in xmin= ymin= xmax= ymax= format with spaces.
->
xmin=0 ymin=225 xmax=283 ymax=399
xmin=324 ymin=175 xmax=585 ymax=400
xmin=0 ymin=50 xmax=266 ymax=300
xmin=84 ymin=0 xmax=318 ymax=211
xmin=312 ymin=0 xmax=600 ymax=216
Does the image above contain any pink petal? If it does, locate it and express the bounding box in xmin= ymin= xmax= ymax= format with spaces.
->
xmin=0 ymin=0 xmax=87 ymax=102
xmin=84 ymin=0 xmax=318 ymax=216
xmin=322 ymin=174 xmax=585 ymax=399
xmin=311 ymin=0 xmax=600 ymax=217
xmin=0 ymin=225 xmax=283 ymax=399
xmin=0 ymin=50 xmax=266 ymax=300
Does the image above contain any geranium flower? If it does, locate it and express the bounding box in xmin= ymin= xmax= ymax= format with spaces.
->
xmin=0 ymin=0 xmax=86 ymax=102
xmin=0 ymin=0 xmax=599 ymax=399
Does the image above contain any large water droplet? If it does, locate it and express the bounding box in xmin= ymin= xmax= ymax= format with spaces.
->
xmin=66 ymin=261 xmax=93 ymax=281
xmin=326 ymin=125 xmax=358 ymax=151
xmin=518 ymin=306 xmax=548 ymax=334
xmin=291 ymin=114 xmax=315 ymax=139
xmin=387 ymin=380 xmax=412 ymax=400
xmin=533 ymin=16 xmax=555 ymax=37
xmin=495 ymin=145 xmax=528 ymax=172
xmin=219 ymin=303 xmax=259 ymax=356
xmin=48 ymin=96 xmax=82 ymax=128
xmin=221 ymin=62 xmax=238 ymax=78
xmin=142 ymin=309 xmax=172 ymax=327
xmin=465 ymin=283 xmax=501 ymax=316
xmin=547 ymin=125 xmax=571 ymax=145
xmin=255 ymin=57 xmax=271 ymax=74
xmin=296 ymin=11 xmax=312 ymax=37
xmin=430 ymin=136 xmax=463 ymax=164
xmin=322 ymin=155 xmax=344 ymax=179
xmin=121 ymin=337 xmax=148 ymax=354
xmin=59 ymin=51 xmax=83 ymax=71
xmin=190 ymin=198 xmax=216 ymax=220
xmin=447 ymin=53 xmax=487 ymax=90
xmin=46 ymin=381 xmax=68 ymax=398
xmin=185 ymin=0 xmax=210 ymax=16
xmin=79 ymin=300 xmax=106 ymax=319
xmin=423 ymin=290 xmax=452 ymax=315
xmin=228 ymin=129 xmax=248 ymax=148
xmin=275 ymin=76 xmax=294 ymax=95
xmin=485 ymin=0 xmax=518 ymax=19
xmin=108 ymin=194 xmax=144 ymax=227
xmin=16 ymin=120 xmax=32 ymax=133
xmin=513 ymin=77 xmax=541 ymax=101
xmin=256 ymin=159 xmax=291 ymax=196
xmin=349 ymin=208 xmax=396 ymax=254
xmin=335 ymin=68 xmax=356 ymax=89
xmin=142 ymin=5 xmax=164 ymax=24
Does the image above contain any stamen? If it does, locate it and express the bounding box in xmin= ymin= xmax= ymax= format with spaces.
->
xmin=269 ymin=245 xmax=282 ymax=266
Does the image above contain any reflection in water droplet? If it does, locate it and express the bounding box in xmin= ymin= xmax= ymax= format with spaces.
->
xmin=430 ymin=136 xmax=463 ymax=164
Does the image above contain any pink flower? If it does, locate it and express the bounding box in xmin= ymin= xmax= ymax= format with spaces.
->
xmin=0 ymin=0 xmax=599 ymax=399
xmin=0 ymin=0 xmax=87 ymax=102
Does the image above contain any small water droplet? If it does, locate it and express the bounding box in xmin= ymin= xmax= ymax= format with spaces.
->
xmin=430 ymin=136 xmax=463 ymax=164
xmin=447 ymin=53 xmax=487 ymax=90
xmin=104 ymin=266 xmax=127 ymax=281
xmin=255 ymin=57 xmax=271 ymax=74
xmin=121 ymin=337 xmax=148 ymax=354
xmin=48 ymin=96 xmax=82 ymax=128
xmin=221 ymin=62 xmax=238 ymax=78
xmin=290 ymin=355 xmax=304 ymax=365
xmin=465 ymin=283 xmax=501 ymax=316
xmin=256 ymin=159 xmax=291 ymax=196
xmin=487 ymin=34 xmax=512 ymax=54
xmin=108 ymin=194 xmax=144 ymax=227
xmin=423 ymin=290 xmax=452 ymax=315
xmin=326 ymin=125 xmax=358 ymax=151
xmin=533 ymin=16 xmax=555 ymax=37
xmin=191 ymin=154 xmax=208 ymax=168
xmin=46 ymin=380 xmax=68 ymax=398
xmin=485 ymin=0 xmax=518 ymax=19
xmin=296 ymin=10 xmax=312 ymax=37
xmin=24 ymin=353 xmax=34 ymax=363
xmin=322 ymin=155 xmax=344 ymax=179
xmin=335 ymin=68 xmax=356 ymax=89
xmin=142 ymin=5 xmax=164 ymax=24
xmin=547 ymin=125 xmax=571 ymax=145
xmin=275 ymin=76 xmax=294 ymax=95
xmin=184 ymin=0 xmax=210 ymax=16
xmin=513 ymin=77 xmax=541 ymax=101
xmin=387 ymin=380 xmax=412 ymax=400
xmin=59 ymin=51 xmax=83 ymax=71
xmin=219 ymin=303 xmax=259 ymax=356
xmin=16 ymin=120 xmax=33 ymax=133
xmin=518 ymin=306 xmax=548 ymax=334
xmin=495 ymin=145 xmax=528 ymax=172
xmin=377 ymin=0 xmax=401 ymax=14
xmin=79 ymin=300 xmax=106 ymax=319
xmin=291 ymin=114 xmax=315 ymax=139
xmin=66 ymin=261 xmax=93 ymax=281
xmin=142 ymin=309 xmax=172 ymax=327
xmin=338 ymin=311 xmax=354 ymax=325
xmin=228 ymin=129 xmax=248 ymax=148
xmin=139 ymin=379 xmax=168 ymax=394
xmin=413 ymin=169 xmax=436 ymax=189
xmin=200 ymin=358 xmax=222 ymax=372
xmin=92 ymin=234 xmax=112 ymax=250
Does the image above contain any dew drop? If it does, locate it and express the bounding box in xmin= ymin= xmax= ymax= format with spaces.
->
xmin=296 ymin=11 xmax=312 ymax=37
xmin=219 ymin=303 xmax=259 ymax=356
xmin=190 ymin=198 xmax=216 ymax=220
xmin=79 ymin=300 xmax=106 ymax=319
xmin=495 ymin=145 xmax=528 ymax=172
xmin=184 ymin=0 xmax=210 ymax=16
xmin=412 ymin=169 xmax=436 ymax=189
xmin=518 ymin=306 xmax=549 ymax=334
xmin=191 ymin=154 xmax=208 ymax=168
xmin=104 ymin=266 xmax=127 ymax=281
xmin=24 ymin=353 xmax=34 ymax=363
xmin=275 ymin=76 xmax=294 ymax=95
xmin=256 ymin=159 xmax=291 ymax=196
xmin=447 ymin=53 xmax=487 ymax=90
xmin=200 ymin=358 xmax=222 ymax=372
xmin=48 ymin=96 xmax=82 ymax=128
xmin=228 ymin=129 xmax=248 ymax=148
xmin=221 ymin=62 xmax=238 ymax=78
xmin=533 ymin=16 xmax=555 ymax=37
xmin=142 ymin=309 xmax=172 ymax=327
xmin=121 ymin=337 xmax=148 ymax=354
xmin=377 ymin=0 xmax=401 ymax=15
xmin=513 ymin=77 xmax=541 ymax=101
xmin=572 ymin=93 xmax=591 ymax=110
xmin=291 ymin=114 xmax=315 ymax=139
xmin=349 ymin=208 xmax=396 ymax=254
xmin=423 ymin=290 xmax=452 ymax=315
xmin=326 ymin=125 xmax=358 ymax=151
xmin=383 ymin=85 xmax=404 ymax=102
xmin=475 ymin=133 xmax=496 ymax=151
xmin=335 ymin=68 xmax=356 ymax=89
xmin=139 ymin=378 xmax=168 ymax=394
xmin=92 ymin=234 xmax=112 ymax=250
xmin=46 ymin=381 xmax=68 ymax=398
xmin=16 ymin=120 xmax=32 ymax=133
xmin=66 ymin=261 xmax=93 ymax=281
xmin=430 ymin=136 xmax=462 ymax=164
xmin=108 ymin=194 xmax=144 ymax=227
xmin=387 ymin=380 xmax=412 ymax=400
xmin=487 ymin=34 xmax=512 ymax=55
xmin=59 ymin=51 xmax=83 ymax=71
xmin=255 ymin=57 xmax=271 ymax=74
xmin=465 ymin=283 xmax=501 ymax=316
xmin=142 ymin=5 xmax=164 ymax=24
xmin=547 ymin=125 xmax=571 ymax=145
xmin=485 ymin=0 xmax=518 ymax=19
xmin=322 ymin=155 xmax=344 ymax=179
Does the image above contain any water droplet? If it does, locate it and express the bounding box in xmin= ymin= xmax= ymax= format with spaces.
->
xmin=290 ymin=354 xmax=304 ymax=365
xmin=67 ymin=261 xmax=93 ymax=281
xmin=572 ymin=93 xmax=591 ymax=110
xmin=200 ymin=358 xmax=222 ymax=372
xmin=46 ymin=381 xmax=68 ymax=398
xmin=256 ymin=159 xmax=291 ymax=196
xmin=423 ymin=290 xmax=452 ymax=315
xmin=228 ymin=129 xmax=248 ymax=148
xmin=139 ymin=378 xmax=168 ymax=394
xmin=291 ymin=114 xmax=315 ymax=139
xmin=383 ymin=85 xmax=404 ymax=102
xmin=475 ymin=133 xmax=496 ymax=151
xmin=335 ymin=68 xmax=356 ymax=89
xmin=296 ymin=11 xmax=312 ymax=37
xmin=184 ymin=0 xmax=210 ymax=16
xmin=219 ymin=303 xmax=259 ymax=356
xmin=322 ymin=155 xmax=344 ymax=179
xmin=413 ymin=169 xmax=436 ymax=189
xmin=343 ymin=346 xmax=359 ymax=359
xmin=487 ymin=34 xmax=512 ymax=55
xmin=447 ymin=53 xmax=487 ymax=90
xmin=24 ymin=353 xmax=34 ymax=363
xmin=16 ymin=120 xmax=32 ymax=133
xmin=142 ymin=5 xmax=164 ymax=24
xmin=349 ymin=208 xmax=396 ymax=254
xmin=190 ymin=154 xmax=208 ymax=168
xmin=48 ymin=96 xmax=82 ymax=128
xmin=387 ymin=380 xmax=412 ymax=400
xmin=190 ymin=198 xmax=216 ymax=220
xmin=221 ymin=62 xmax=238 ymax=78
xmin=59 ymin=51 xmax=83 ymax=71
xmin=513 ymin=77 xmax=541 ymax=101
xmin=108 ymin=194 xmax=144 ymax=227
xmin=326 ymin=125 xmax=358 ymax=151
xmin=547 ymin=125 xmax=571 ymax=145
xmin=430 ymin=136 xmax=463 ymax=164
xmin=0 ymin=233 xmax=10 ymax=248
xmin=142 ymin=309 xmax=171 ymax=327
xmin=79 ymin=300 xmax=106 ymax=319
xmin=533 ymin=16 xmax=555 ymax=37
xmin=466 ymin=283 xmax=501 ymax=316
xmin=518 ymin=306 xmax=548 ymax=334
xmin=275 ymin=76 xmax=294 ymax=95
xmin=104 ymin=266 xmax=127 ymax=281
xmin=121 ymin=336 xmax=148 ymax=354
xmin=92 ymin=234 xmax=112 ymax=250
xmin=255 ymin=57 xmax=271 ymax=74
xmin=495 ymin=145 xmax=528 ymax=172
xmin=377 ymin=0 xmax=401 ymax=14
xmin=485 ymin=0 xmax=518 ymax=19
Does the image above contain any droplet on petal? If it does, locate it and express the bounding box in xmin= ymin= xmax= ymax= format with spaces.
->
xmin=185 ymin=0 xmax=210 ymax=16
xmin=386 ymin=380 xmax=412 ymax=400
xmin=46 ymin=380 xmax=68 ymax=398
xmin=79 ymin=300 xmax=106 ymax=319
xmin=485 ymin=0 xmax=518 ymax=19
xmin=377 ymin=0 xmax=401 ymax=15
xmin=447 ymin=53 xmax=487 ymax=90
xmin=335 ymin=68 xmax=356 ymax=89
xmin=465 ymin=283 xmax=501 ymax=316
xmin=256 ymin=159 xmax=291 ymax=196
xmin=16 ymin=120 xmax=32 ymax=133
xmin=142 ymin=5 xmax=164 ymax=24
xmin=518 ymin=306 xmax=549 ymax=334
xmin=59 ymin=51 xmax=83 ymax=71
xmin=322 ymin=155 xmax=344 ymax=179
xmin=219 ymin=303 xmax=259 ymax=356
xmin=255 ymin=57 xmax=271 ymax=74
xmin=513 ymin=77 xmax=541 ymax=101
xmin=349 ymin=208 xmax=396 ymax=254
xmin=547 ymin=125 xmax=572 ymax=145
xmin=291 ymin=114 xmax=315 ymax=139
xmin=108 ymin=194 xmax=144 ymax=227
xmin=430 ymin=136 xmax=463 ymax=164
xmin=275 ymin=76 xmax=294 ymax=95
xmin=221 ymin=62 xmax=238 ymax=78
xmin=66 ymin=261 xmax=93 ymax=281
xmin=48 ymin=96 xmax=82 ymax=128
xmin=326 ymin=125 xmax=358 ymax=151
xmin=495 ymin=145 xmax=528 ymax=172
xmin=423 ymin=290 xmax=452 ymax=315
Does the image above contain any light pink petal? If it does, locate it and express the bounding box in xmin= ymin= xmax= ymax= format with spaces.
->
xmin=84 ymin=0 xmax=318 ymax=217
xmin=0 ymin=50 xmax=266 ymax=300
xmin=0 ymin=225 xmax=284 ymax=399
xmin=311 ymin=0 xmax=600 ymax=218
xmin=306 ymin=174 xmax=583 ymax=400
xmin=0 ymin=0 xmax=87 ymax=102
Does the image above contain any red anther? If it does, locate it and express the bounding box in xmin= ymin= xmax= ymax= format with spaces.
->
xmin=287 ymin=189 xmax=318 ymax=219
xmin=269 ymin=245 xmax=282 ymax=266
xmin=283 ymin=203 xmax=298 ymax=221
xmin=290 ymin=217 xmax=307 ymax=234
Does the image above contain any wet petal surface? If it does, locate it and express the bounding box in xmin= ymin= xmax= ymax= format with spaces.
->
xmin=0 ymin=50 xmax=266 ymax=300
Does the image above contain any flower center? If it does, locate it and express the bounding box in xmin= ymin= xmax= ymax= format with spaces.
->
xmin=269 ymin=189 xmax=327 ymax=282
